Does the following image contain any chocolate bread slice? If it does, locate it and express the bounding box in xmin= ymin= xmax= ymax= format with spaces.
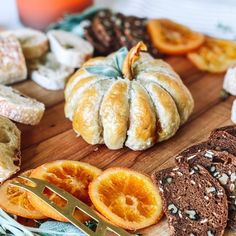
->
xmin=208 ymin=130 xmax=236 ymax=156
xmin=91 ymin=10 xmax=121 ymax=51
xmin=84 ymin=24 xmax=110 ymax=55
xmin=152 ymin=164 xmax=228 ymax=236
xmin=211 ymin=125 xmax=236 ymax=137
xmin=176 ymin=149 xmax=236 ymax=230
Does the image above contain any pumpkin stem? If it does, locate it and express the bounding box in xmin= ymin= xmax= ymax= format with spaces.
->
xmin=122 ymin=41 xmax=147 ymax=80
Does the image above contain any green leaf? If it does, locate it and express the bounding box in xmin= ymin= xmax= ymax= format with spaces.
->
xmin=47 ymin=6 xmax=106 ymax=32
xmin=85 ymin=65 xmax=120 ymax=78
xmin=113 ymin=47 xmax=128 ymax=72
xmin=36 ymin=221 xmax=85 ymax=236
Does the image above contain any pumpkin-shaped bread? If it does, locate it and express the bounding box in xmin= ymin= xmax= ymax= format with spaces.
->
xmin=65 ymin=42 xmax=194 ymax=150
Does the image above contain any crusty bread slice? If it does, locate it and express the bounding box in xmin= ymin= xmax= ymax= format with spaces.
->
xmin=0 ymin=85 xmax=45 ymax=125
xmin=47 ymin=30 xmax=94 ymax=68
xmin=0 ymin=33 xmax=27 ymax=84
xmin=4 ymin=28 xmax=48 ymax=60
xmin=31 ymin=53 xmax=74 ymax=90
xmin=0 ymin=115 xmax=21 ymax=184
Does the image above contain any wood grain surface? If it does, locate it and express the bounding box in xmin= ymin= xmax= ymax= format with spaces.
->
xmin=13 ymin=56 xmax=236 ymax=235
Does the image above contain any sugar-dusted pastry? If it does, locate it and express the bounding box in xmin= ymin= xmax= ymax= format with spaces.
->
xmin=65 ymin=42 xmax=194 ymax=150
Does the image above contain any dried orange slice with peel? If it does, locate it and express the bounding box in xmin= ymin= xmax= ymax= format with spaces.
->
xmin=0 ymin=170 xmax=46 ymax=219
xmin=147 ymin=19 xmax=205 ymax=55
xmin=28 ymin=160 xmax=102 ymax=222
xmin=188 ymin=37 xmax=236 ymax=72
xmin=89 ymin=167 xmax=163 ymax=230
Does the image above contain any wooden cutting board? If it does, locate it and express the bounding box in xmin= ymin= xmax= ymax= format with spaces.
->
xmin=13 ymin=56 xmax=236 ymax=235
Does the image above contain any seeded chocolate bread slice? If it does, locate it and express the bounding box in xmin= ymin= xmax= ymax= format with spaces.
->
xmin=152 ymin=164 xmax=228 ymax=236
xmin=91 ymin=10 xmax=122 ymax=52
xmin=208 ymin=130 xmax=236 ymax=156
xmin=84 ymin=24 xmax=109 ymax=55
xmin=176 ymin=149 xmax=236 ymax=230
xmin=211 ymin=125 xmax=236 ymax=137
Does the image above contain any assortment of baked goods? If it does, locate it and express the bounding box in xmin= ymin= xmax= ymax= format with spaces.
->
xmin=65 ymin=42 xmax=194 ymax=150
xmin=153 ymin=125 xmax=236 ymax=234
xmin=1 ymin=6 xmax=236 ymax=236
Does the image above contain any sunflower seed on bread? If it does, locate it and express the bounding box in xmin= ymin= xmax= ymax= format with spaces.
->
xmin=0 ymin=33 xmax=27 ymax=85
xmin=31 ymin=53 xmax=74 ymax=90
xmin=0 ymin=116 xmax=21 ymax=184
xmin=0 ymin=85 xmax=45 ymax=125
xmin=47 ymin=30 xmax=94 ymax=68
xmin=152 ymin=164 xmax=228 ymax=236
xmin=4 ymin=28 xmax=48 ymax=60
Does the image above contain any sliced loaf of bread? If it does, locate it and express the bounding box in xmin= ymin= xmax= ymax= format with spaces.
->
xmin=176 ymin=149 xmax=236 ymax=230
xmin=0 ymin=33 xmax=27 ymax=84
xmin=0 ymin=115 xmax=21 ymax=183
xmin=31 ymin=53 xmax=74 ymax=90
xmin=0 ymin=85 xmax=45 ymax=125
xmin=4 ymin=28 xmax=48 ymax=60
xmin=152 ymin=164 xmax=228 ymax=236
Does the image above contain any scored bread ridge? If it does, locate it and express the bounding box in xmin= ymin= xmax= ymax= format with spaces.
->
xmin=65 ymin=76 xmax=110 ymax=121
xmin=141 ymin=80 xmax=180 ymax=142
xmin=0 ymin=115 xmax=21 ymax=183
xmin=152 ymin=164 xmax=228 ymax=236
xmin=0 ymin=85 xmax=45 ymax=125
xmin=125 ymin=81 xmax=157 ymax=150
xmin=72 ymin=79 xmax=114 ymax=144
xmin=64 ymin=57 xmax=111 ymax=99
xmin=136 ymin=71 xmax=194 ymax=125
xmin=100 ymin=79 xmax=130 ymax=149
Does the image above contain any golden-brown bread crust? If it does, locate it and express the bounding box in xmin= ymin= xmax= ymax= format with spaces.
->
xmin=65 ymin=47 xmax=193 ymax=150
xmin=144 ymin=82 xmax=180 ymax=141
xmin=65 ymin=76 xmax=103 ymax=120
xmin=126 ymin=81 xmax=157 ymax=150
xmin=137 ymin=72 xmax=194 ymax=125
xmin=72 ymin=80 xmax=112 ymax=144
xmin=65 ymin=57 xmax=108 ymax=99
xmin=100 ymin=79 xmax=130 ymax=149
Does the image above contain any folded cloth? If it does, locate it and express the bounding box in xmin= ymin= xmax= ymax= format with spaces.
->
xmin=95 ymin=0 xmax=236 ymax=40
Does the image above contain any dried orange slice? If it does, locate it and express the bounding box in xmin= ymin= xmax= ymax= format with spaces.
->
xmin=0 ymin=170 xmax=46 ymax=219
xmin=147 ymin=19 xmax=205 ymax=55
xmin=188 ymin=37 xmax=236 ymax=72
xmin=89 ymin=167 xmax=163 ymax=230
xmin=28 ymin=160 xmax=102 ymax=222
